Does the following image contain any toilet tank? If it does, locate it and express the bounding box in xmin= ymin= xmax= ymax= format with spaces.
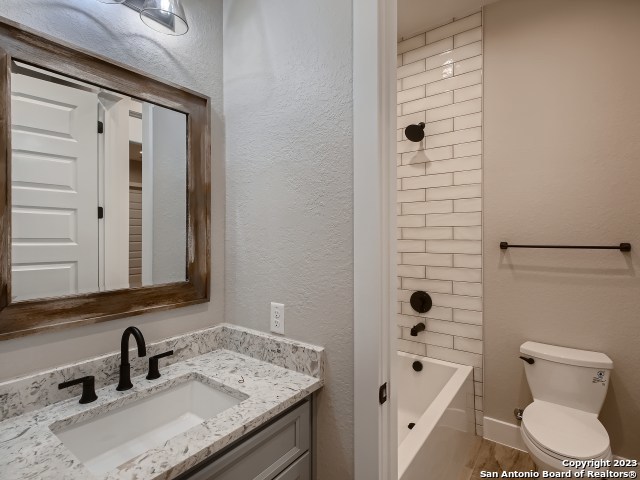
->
xmin=520 ymin=342 xmax=613 ymax=414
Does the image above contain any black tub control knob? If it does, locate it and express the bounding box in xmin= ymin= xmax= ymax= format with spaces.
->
xmin=410 ymin=291 xmax=432 ymax=313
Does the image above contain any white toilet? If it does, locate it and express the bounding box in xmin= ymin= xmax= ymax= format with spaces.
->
xmin=519 ymin=341 xmax=613 ymax=472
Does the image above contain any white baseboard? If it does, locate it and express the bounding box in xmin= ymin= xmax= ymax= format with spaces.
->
xmin=483 ymin=417 xmax=527 ymax=452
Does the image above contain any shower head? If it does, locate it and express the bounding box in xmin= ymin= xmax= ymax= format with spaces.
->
xmin=404 ymin=122 xmax=425 ymax=142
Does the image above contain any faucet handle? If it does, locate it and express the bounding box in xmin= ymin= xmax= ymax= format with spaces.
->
xmin=146 ymin=350 xmax=174 ymax=380
xmin=59 ymin=376 xmax=98 ymax=404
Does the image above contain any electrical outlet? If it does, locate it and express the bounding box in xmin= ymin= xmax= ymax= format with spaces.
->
xmin=270 ymin=302 xmax=285 ymax=335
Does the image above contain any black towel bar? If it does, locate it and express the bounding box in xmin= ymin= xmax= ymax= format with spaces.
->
xmin=500 ymin=242 xmax=631 ymax=252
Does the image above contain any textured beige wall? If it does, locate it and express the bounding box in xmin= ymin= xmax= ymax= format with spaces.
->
xmin=223 ymin=1 xmax=354 ymax=477
xmin=483 ymin=0 xmax=640 ymax=459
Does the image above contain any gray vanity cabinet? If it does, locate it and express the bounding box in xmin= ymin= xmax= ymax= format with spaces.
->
xmin=181 ymin=400 xmax=311 ymax=480
xmin=273 ymin=453 xmax=310 ymax=480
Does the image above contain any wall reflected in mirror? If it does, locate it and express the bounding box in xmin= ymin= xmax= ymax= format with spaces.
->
xmin=10 ymin=61 xmax=187 ymax=302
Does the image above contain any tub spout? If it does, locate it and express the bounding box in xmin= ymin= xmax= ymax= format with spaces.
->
xmin=410 ymin=322 xmax=426 ymax=336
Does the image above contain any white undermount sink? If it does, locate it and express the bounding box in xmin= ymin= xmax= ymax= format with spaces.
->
xmin=53 ymin=376 xmax=246 ymax=475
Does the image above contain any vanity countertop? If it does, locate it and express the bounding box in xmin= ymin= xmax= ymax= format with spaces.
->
xmin=0 ymin=349 xmax=322 ymax=480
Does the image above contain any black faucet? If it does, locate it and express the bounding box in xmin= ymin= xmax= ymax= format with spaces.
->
xmin=410 ymin=322 xmax=426 ymax=336
xmin=116 ymin=326 xmax=147 ymax=391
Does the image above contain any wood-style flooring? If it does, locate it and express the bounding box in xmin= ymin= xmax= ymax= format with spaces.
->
xmin=463 ymin=438 xmax=537 ymax=480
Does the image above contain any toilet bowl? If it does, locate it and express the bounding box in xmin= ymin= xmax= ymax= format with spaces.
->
xmin=520 ymin=401 xmax=612 ymax=472
xmin=519 ymin=342 xmax=613 ymax=473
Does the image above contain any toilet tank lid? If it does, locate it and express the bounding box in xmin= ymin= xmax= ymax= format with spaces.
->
xmin=520 ymin=342 xmax=613 ymax=369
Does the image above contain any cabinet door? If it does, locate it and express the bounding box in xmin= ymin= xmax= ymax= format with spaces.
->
xmin=273 ymin=453 xmax=310 ymax=480
xmin=183 ymin=400 xmax=310 ymax=480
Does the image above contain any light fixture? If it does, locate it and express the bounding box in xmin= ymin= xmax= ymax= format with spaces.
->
xmin=97 ymin=0 xmax=189 ymax=36
xmin=140 ymin=0 xmax=189 ymax=36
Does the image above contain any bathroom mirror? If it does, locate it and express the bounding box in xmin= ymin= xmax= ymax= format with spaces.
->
xmin=0 ymin=18 xmax=211 ymax=339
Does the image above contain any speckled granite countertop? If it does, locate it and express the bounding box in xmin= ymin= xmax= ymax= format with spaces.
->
xmin=0 ymin=346 xmax=323 ymax=479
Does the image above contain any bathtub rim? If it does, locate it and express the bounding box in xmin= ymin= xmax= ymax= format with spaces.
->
xmin=396 ymin=350 xmax=474 ymax=479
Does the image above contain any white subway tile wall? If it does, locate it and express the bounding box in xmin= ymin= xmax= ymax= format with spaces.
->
xmin=397 ymin=13 xmax=483 ymax=433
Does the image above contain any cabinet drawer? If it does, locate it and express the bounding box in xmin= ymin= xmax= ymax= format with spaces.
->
xmin=273 ymin=452 xmax=310 ymax=480
xmin=183 ymin=400 xmax=310 ymax=480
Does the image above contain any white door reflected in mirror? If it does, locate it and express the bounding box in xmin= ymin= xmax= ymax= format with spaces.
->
xmin=10 ymin=62 xmax=187 ymax=302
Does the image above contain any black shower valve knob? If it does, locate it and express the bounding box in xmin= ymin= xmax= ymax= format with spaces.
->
xmin=410 ymin=291 xmax=432 ymax=314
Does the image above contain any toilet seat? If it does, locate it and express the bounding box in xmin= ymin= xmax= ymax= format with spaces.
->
xmin=521 ymin=401 xmax=610 ymax=461
xmin=521 ymin=425 xmax=611 ymax=474
xmin=522 ymin=425 xmax=611 ymax=463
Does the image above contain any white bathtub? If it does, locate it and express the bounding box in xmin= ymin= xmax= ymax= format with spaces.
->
xmin=397 ymin=351 xmax=476 ymax=480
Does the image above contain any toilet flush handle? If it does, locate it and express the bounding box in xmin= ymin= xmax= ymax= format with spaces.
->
xmin=519 ymin=356 xmax=535 ymax=365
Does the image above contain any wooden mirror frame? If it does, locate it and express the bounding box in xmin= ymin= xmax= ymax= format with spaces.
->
xmin=0 ymin=18 xmax=211 ymax=340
